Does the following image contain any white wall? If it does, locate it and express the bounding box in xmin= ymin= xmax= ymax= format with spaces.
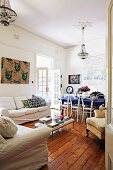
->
xmin=0 ymin=25 xmax=66 ymax=97
xmin=64 ymin=37 xmax=106 ymax=95
xmin=64 ymin=47 xmax=83 ymax=94
xmin=0 ymin=25 xmax=106 ymax=97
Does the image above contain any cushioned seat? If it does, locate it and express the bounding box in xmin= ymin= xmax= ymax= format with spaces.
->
xmin=8 ymin=110 xmax=26 ymax=118
xmin=86 ymin=109 xmax=106 ymax=147
xmin=86 ymin=117 xmax=105 ymax=133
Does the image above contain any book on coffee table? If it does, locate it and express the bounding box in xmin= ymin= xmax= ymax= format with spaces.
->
xmin=35 ymin=122 xmax=46 ymax=128
xmin=47 ymin=122 xmax=59 ymax=128
xmin=39 ymin=117 xmax=52 ymax=124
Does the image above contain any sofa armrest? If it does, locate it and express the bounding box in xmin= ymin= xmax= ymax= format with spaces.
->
xmin=0 ymin=126 xmax=51 ymax=161
xmin=0 ymin=108 xmax=9 ymax=117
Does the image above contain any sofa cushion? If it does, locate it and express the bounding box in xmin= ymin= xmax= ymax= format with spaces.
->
xmin=14 ymin=96 xmax=28 ymax=109
xmin=0 ymin=116 xmax=18 ymax=138
xmin=20 ymin=106 xmax=48 ymax=115
xmin=24 ymin=108 xmax=39 ymax=115
xmin=27 ymin=98 xmax=38 ymax=108
xmin=21 ymin=100 xmax=30 ymax=108
xmin=32 ymin=95 xmax=47 ymax=107
xmin=86 ymin=117 xmax=105 ymax=133
xmin=37 ymin=106 xmax=48 ymax=112
xmin=8 ymin=110 xmax=26 ymax=118
xmin=27 ymin=98 xmax=45 ymax=108
xmin=0 ymin=97 xmax=16 ymax=110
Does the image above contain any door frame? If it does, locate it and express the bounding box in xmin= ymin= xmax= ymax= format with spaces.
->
xmin=106 ymin=0 xmax=113 ymax=169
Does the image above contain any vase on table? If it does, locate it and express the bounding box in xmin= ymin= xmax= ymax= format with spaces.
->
xmin=82 ymin=91 xmax=89 ymax=98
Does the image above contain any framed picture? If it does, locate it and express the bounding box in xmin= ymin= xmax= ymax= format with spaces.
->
xmin=68 ymin=74 xmax=80 ymax=84
xmin=1 ymin=57 xmax=30 ymax=84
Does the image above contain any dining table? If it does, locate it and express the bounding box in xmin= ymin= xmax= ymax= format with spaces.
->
xmin=60 ymin=96 xmax=105 ymax=109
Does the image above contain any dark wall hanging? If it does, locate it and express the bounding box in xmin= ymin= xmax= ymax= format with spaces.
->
xmin=68 ymin=74 xmax=80 ymax=84
xmin=1 ymin=57 xmax=30 ymax=84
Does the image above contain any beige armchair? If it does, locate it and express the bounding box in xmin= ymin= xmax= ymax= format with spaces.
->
xmin=86 ymin=109 xmax=106 ymax=148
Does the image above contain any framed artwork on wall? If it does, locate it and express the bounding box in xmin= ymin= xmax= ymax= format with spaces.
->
xmin=68 ymin=74 xmax=81 ymax=84
xmin=1 ymin=57 xmax=30 ymax=84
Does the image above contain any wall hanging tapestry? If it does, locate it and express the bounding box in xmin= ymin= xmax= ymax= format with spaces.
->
xmin=68 ymin=74 xmax=80 ymax=84
xmin=1 ymin=57 xmax=30 ymax=84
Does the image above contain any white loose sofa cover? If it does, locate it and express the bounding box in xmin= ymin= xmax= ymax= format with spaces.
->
xmin=0 ymin=124 xmax=51 ymax=170
xmin=0 ymin=96 xmax=51 ymax=124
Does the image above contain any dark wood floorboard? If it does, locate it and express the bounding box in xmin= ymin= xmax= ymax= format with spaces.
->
xmin=22 ymin=120 xmax=105 ymax=170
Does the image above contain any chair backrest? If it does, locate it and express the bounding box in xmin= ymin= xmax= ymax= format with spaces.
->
xmin=71 ymin=97 xmax=81 ymax=109
xmin=90 ymin=91 xmax=104 ymax=99
xmin=81 ymin=98 xmax=94 ymax=119
xmin=81 ymin=98 xmax=93 ymax=110
xmin=96 ymin=92 xmax=104 ymax=99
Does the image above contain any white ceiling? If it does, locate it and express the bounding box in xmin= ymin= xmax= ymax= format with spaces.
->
xmin=11 ymin=0 xmax=106 ymax=48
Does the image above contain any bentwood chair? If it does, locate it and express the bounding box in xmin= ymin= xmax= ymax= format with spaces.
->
xmin=81 ymin=98 xmax=94 ymax=122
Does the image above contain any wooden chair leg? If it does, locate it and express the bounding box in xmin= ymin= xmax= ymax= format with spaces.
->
xmin=81 ymin=108 xmax=85 ymax=122
xmin=86 ymin=129 xmax=89 ymax=137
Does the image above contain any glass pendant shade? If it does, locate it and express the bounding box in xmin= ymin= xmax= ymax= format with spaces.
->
xmin=0 ymin=0 xmax=17 ymax=26
xmin=78 ymin=26 xmax=89 ymax=59
xmin=78 ymin=44 xmax=89 ymax=59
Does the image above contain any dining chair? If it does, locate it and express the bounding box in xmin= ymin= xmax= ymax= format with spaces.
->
xmin=60 ymin=97 xmax=72 ymax=117
xmin=81 ymin=98 xmax=94 ymax=122
xmin=71 ymin=97 xmax=82 ymax=122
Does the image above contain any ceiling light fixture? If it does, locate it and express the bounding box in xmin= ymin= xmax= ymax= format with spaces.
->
xmin=77 ymin=21 xmax=91 ymax=59
xmin=0 ymin=0 xmax=17 ymax=26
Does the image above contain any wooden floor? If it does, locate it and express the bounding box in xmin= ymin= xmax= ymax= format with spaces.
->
xmin=22 ymin=120 xmax=105 ymax=170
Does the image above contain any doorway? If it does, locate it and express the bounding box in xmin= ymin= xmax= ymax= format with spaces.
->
xmin=36 ymin=54 xmax=60 ymax=106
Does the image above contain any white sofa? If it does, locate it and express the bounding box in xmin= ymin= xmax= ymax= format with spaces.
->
xmin=0 ymin=124 xmax=51 ymax=170
xmin=0 ymin=96 xmax=51 ymax=124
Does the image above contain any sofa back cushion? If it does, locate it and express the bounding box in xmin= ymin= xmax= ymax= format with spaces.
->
xmin=0 ymin=116 xmax=18 ymax=138
xmin=14 ymin=96 xmax=28 ymax=109
xmin=32 ymin=95 xmax=46 ymax=107
xmin=21 ymin=100 xmax=30 ymax=108
xmin=0 ymin=97 xmax=16 ymax=110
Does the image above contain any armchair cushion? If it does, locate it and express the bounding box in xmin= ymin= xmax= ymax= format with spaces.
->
xmin=0 ymin=116 xmax=18 ymax=138
xmin=94 ymin=109 xmax=105 ymax=118
xmin=86 ymin=117 xmax=105 ymax=133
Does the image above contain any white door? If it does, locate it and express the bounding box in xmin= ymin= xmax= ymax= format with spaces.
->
xmin=48 ymin=69 xmax=60 ymax=107
xmin=37 ymin=67 xmax=48 ymax=98
xmin=106 ymin=0 xmax=113 ymax=169
xmin=37 ymin=68 xmax=60 ymax=106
